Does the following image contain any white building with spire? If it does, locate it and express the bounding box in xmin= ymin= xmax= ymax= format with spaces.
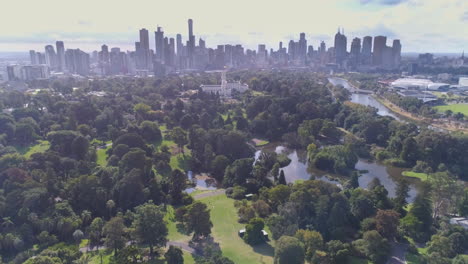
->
xmin=200 ymin=70 xmax=248 ymax=97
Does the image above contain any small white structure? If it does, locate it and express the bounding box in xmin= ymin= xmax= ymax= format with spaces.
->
xmin=201 ymin=70 xmax=248 ymax=98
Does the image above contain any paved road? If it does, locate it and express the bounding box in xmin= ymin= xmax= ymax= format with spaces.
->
xmin=387 ymin=242 xmax=408 ymax=264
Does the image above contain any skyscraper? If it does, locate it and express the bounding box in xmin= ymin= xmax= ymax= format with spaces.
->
xmin=187 ymin=19 xmax=195 ymax=68
xmin=361 ymin=36 xmax=373 ymax=65
xmin=139 ymin=28 xmax=150 ymax=69
xmin=29 ymin=50 xmax=37 ymax=65
xmin=65 ymin=49 xmax=89 ymax=76
xmin=392 ymin=40 xmax=402 ymax=67
xmin=155 ymin=27 xmax=164 ymax=62
xmin=44 ymin=45 xmax=57 ymax=70
xmin=298 ymin=33 xmax=307 ymax=64
xmin=350 ymin=37 xmax=361 ymax=67
xmin=176 ymin=34 xmax=183 ymax=55
xmin=373 ymin=36 xmax=387 ymax=66
xmin=334 ymin=29 xmax=347 ymax=65
xmin=56 ymin=41 xmax=66 ymax=72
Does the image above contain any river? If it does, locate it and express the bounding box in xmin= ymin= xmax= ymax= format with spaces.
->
xmin=328 ymin=77 xmax=401 ymax=120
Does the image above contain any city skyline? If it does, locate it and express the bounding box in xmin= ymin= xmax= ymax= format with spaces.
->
xmin=0 ymin=0 xmax=467 ymax=53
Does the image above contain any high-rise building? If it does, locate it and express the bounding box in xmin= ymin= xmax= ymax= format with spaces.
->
xmin=44 ymin=45 xmax=57 ymax=70
xmin=334 ymin=29 xmax=347 ymax=65
xmin=29 ymin=50 xmax=37 ymax=65
xmin=176 ymin=34 xmax=183 ymax=55
xmin=139 ymin=28 xmax=150 ymax=69
xmin=320 ymin=41 xmax=326 ymax=54
xmin=56 ymin=41 xmax=66 ymax=71
xmin=350 ymin=37 xmax=361 ymax=67
xmin=361 ymin=36 xmax=373 ymax=65
xmin=298 ymin=33 xmax=307 ymax=64
xmin=65 ymin=49 xmax=90 ymax=75
xmin=155 ymin=27 xmax=164 ymax=62
xmin=392 ymin=39 xmax=402 ymax=67
xmin=187 ymin=19 xmax=195 ymax=68
xmin=373 ymin=36 xmax=387 ymax=66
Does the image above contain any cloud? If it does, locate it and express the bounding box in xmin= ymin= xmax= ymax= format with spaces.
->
xmin=360 ymin=0 xmax=407 ymax=5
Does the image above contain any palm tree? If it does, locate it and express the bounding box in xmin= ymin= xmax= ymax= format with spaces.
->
xmin=106 ymin=200 xmax=115 ymax=219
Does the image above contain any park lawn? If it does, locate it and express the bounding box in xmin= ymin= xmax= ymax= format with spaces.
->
xmin=434 ymin=104 xmax=468 ymax=116
xmin=184 ymin=251 xmax=195 ymax=264
xmin=402 ymin=171 xmax=429 ymax=182
xmin=18 ymin=140 xmax=50 ymax=158
xmin=253 ymin=139 xmax=269 ymax=147
xmin=199 ymin=194 xmax=275 ymax=264
xmin=87 ymin=250 xmax=113 ymax=264
xmin=165 ymin=206 xmax=191 ymax=242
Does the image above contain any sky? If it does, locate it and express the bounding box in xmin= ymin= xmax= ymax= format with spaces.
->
xmin=0 ymin=0 xmax=467 ymax=53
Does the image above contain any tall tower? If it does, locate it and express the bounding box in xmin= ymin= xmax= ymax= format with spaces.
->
xmin=188 ymin=19 xmax=195 ymax=68
xmin=44 ymin=45 xmax=57 ymax=70
xmin=139 ymin=28 xmax=150 ymax=69
xmin=298 ymin=33 xmax=307 ymax=64
xmin=155 ymin=27 xmax=164 ymax=62
xmin=373 ymin=36 xmax=387 ymax=66
xmin=392 ymin=39 xmax=402 ymax=67
xmin=29 ymin=50 xmax=37 ymax=65
xmin=334 ymin=28 xmax=347 ymax=65
xmin=56 ymin=41 xmax=66 ymax=72
xmin=361 ymin=36 xmax=373 ymax=65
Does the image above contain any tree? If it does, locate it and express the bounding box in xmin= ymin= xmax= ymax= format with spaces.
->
xmin=88 ymin=217 xmax=104 ymax=250
xmin=183 ymin=201 xmax=212 ymax=240
xmin=278 ymin=170 xmax=287 ymax=185
xmin=210 ymin=155 xmax=230 ymax=182
xmin=103 ymin=216 xmax=127 ymax=255
xmin=132 ymin=202 xmax=168 ymax=259
xmin=169 ymin=169 xmax=187 ymax=204
xmin=427 ymin=235 xmax=454 ymax=258
xmin=243 ymin=217 xmax=265 ymax=245
xmin=394 ymin=178 xmax=410 ymax=215
xmin=139 ymin=121 xmax=162 ymax=142
xmin=375 ymin=209 xmax=400 ymax=240
xmin=171 ymin=127 xmax=188 ymax=154
xmin=252 ymin=200 xmax=271 ymax=218
xmin=274 ymin=236 xmax=305 ymax=264
xmin=73 ymin=229 xmax=84 ymax=243
xmin=353 ymin=230 xmax=391 ymax=263
xmin=165 ymin=246 xmax=184 ymax=264
xmin=295 ymin=229 xmax=324 ymax=262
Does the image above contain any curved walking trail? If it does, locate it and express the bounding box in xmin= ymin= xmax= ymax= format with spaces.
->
xmin=79 ymin=189 xmax=226 ymax=256
xmin=387 ymin=242 xmax=408 ymax=264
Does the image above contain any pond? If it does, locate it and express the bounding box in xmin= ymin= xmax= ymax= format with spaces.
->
xmin=255 ymin=145 xmax=418 ymax=202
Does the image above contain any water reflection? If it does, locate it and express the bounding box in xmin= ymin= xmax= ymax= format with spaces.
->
xmin=185 ymin=172 xmax=217 ymax=194
xmin=255 ymin=145 xmax=417 ymax=202
xmin=328 ymin=77 xmax=400 ymax=120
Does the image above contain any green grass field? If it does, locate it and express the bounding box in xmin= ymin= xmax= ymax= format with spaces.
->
xmin=96 ymin=141 xmax=112 ymax=166
xmin=198 ymin=194 xmax=275 ymax=264
xmin=16 ymin=140 xmax=50 ymax=158
xmin=434 ymin=104 xmax=468 ymax=116
xmin=402 ymin=171 xmax=429 ymax=182
xmin=406 ymin=252 xmax=424 ymax=264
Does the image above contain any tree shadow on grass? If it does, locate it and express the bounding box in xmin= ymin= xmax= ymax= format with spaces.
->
xmin=251 ymin=242 xmax=275 ymax=258
xmin=176 ymin=223 xmax=191 ymax=236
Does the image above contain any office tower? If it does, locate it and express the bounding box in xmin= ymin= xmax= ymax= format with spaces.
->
xmin=168 ymin=38 xmax=175 ymax=66
xmin=155 ymin=27 xmax=164 ymax=62
xmin=36 ymin=52 xmax=46 ymax=64
xmin=139 ymin=28 xmax=150 ymax=69
xmin=65 ymin=49 xmax=90 ymax=76
xmin=176 ymin=34 xmax=183 ymax=55
xmin=307 ymin=45 xmax=314 ymax=59
xmin=187 ymin=19 xmax=195 ymax=67
xmin=135 ymin=42 xmax=141 ymax=69
xmin=392 ymin=39 xmax=402 ymax=67
xmin=110 ymin=47 xmax=125 ymax=74
xmin=199 ymin=38 xmax=206 ymax=49
xmin=288 ymin=40 xmax=296 ymax=61
xmin=29 ymin=50 xmax=37 ymax=65
xmin=373 ymin=36 xmax=387 ymax=66
xmin=334 ymin=28 xmax=347 ymax=65
xmin=298 ymin=33 xmax=307 ymax=64
xmin=56 ymin=41 xmax=66 ymax=71
xmin=320 ymin=41 xmax=326 ymax=54
xmin=350 ymin=37 xmax=361 ymax=67
xmin=44 ymin=45 xmax=57 ymax=70
xmin=279 ymin=42 xmax=283 ymax=50
xmin=361 ymin=36 xmax=372 ymax=65
xmin=215 ymin=45 xmax=224 ymax=68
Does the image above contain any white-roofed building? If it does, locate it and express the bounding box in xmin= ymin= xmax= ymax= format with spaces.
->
xmin=201 ymin=70 xmax=248 ymax=98
xmin=391 ymin=78 xmax=449 ymax=91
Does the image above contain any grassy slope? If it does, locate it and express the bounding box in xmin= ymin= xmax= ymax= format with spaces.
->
xmin=402 ymin=171 xmax=429 ymax=182
xmin=16 ymin=140 xmax=50 ymax=158
xmin=434 ymin=104 xmax=468 ymax=116
xmin=199 ymin=194 xmax=275 ymax=264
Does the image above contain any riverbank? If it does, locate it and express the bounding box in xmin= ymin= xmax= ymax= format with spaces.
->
xmin=371 ymin=94 xmax=468 ymax=134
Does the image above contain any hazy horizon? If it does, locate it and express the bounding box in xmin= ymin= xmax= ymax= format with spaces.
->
xmin=1 ymin=0 xmax=467 ymax=53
